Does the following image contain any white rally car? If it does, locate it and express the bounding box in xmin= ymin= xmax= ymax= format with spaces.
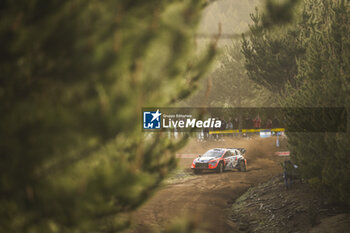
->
xmin=191 ymin=148 xmax=247 ymax=174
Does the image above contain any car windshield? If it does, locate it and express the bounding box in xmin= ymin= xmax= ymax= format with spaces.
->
xmin=202 ymin=150 xmax=223 ymax=158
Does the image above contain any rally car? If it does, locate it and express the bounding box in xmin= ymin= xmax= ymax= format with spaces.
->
xmin=191 ymin=148 xmax=247 ymax=174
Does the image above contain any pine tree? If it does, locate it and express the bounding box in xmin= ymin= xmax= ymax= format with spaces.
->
xmin=243 ymin=0 xmax=350 ymax=206
xmin=0 ymin=1 xmax=216 ymax=232
xmin=241 ymin=7 xmax=305 ymax=93
xmin=282 ymin=0 xmax=350 ymax=205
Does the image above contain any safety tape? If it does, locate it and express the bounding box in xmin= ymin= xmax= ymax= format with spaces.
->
xmin=208 ymin=128 xmax=285 ymax=135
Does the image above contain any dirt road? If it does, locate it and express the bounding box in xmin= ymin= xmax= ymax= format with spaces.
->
xmin=129 ymin=137 xmax=286 ymax=233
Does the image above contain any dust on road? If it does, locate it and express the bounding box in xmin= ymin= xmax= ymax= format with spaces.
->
xmin=128 ymin=136 xmax=286 ymax=233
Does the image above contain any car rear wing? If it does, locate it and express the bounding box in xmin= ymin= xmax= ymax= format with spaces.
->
xmin=227 ymin=148 xmax=246 ymax=155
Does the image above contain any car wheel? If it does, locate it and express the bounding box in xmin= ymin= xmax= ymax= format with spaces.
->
xmin=194 ymin=170 xmax=202 ymax=175
xmin=239 ymin=160 xmax=246 ymax=172
xmin=217 ymin=162 xmax=224 ymax=173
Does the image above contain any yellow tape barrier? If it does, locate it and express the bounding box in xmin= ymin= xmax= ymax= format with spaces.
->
xmin=209 ymin=128 xmax=285 ymax=135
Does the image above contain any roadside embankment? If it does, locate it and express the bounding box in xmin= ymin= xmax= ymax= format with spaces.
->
xmin=230 ymin=176 xmax=350 ymax=233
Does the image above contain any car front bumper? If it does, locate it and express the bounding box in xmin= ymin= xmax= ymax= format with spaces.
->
xmin=191 ymin=162 xmax=219 ymax=170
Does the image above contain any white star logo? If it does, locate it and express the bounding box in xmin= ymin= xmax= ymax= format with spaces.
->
xmin=151 ymin=109 xmax=161 ymax=122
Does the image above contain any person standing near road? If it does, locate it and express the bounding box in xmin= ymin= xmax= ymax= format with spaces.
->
xmin=283 ymin=160 xmax=294 ymax=189
xmin=227 ymin=117 xmax=233 ymax=129
xmin=233 ymin=117 xmax=239 ymax=130
xmin=253 ymin=114 xmax=261 ymax=129
xmin=218 ymin=117 xmax=226 ymax=141
xmin=227 ymin=117 xmax=233 ymax=137
xmin=265 ymin=118 xmax=272 ymax=129
xmin=203 ymin=127 xmax=209 ymax=141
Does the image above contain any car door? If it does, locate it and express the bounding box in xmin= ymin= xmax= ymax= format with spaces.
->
xmin=231 ymin=150 xmax=240 ymax=167
xmin=223 ymin=151 xmax=234 ymax=170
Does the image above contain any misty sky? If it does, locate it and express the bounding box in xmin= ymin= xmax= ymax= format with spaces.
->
xmin=198 ymin=0 xmax=262 ymax=45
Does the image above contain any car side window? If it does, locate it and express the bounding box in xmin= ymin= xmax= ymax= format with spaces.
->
xmin=224 ymin=151 xmax=232 ymax=158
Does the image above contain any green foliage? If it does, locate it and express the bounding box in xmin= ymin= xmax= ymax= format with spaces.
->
xmin=283 ymin=0 xmax=350 ymax=205
xmin=262 ymin=0 xmax=301 ymax=28
xmin=242 ymin=7 xmax=305 ymax=93
xmin=0 ymin=0 xmax=215 ymax=232
xmin=243 ymin=0 xmax=350 ymax=206
xmin=162 ymin=217 xmax=205 ymax=233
